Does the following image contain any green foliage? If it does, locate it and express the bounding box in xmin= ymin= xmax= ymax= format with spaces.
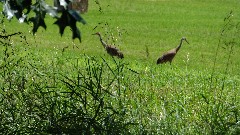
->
xmin=54 ymin=9 xmax=86 ymax=42
xmin=1 ymin=0 xmax=86 ymax=41
xmin=3 ymin=0 xmax=32 ymax=20
xmin=29 ymin=0 xmax=57 ymax=34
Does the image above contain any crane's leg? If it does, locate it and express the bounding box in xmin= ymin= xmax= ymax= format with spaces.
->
xmin=169 ymin=61 xmax=173 ymax=69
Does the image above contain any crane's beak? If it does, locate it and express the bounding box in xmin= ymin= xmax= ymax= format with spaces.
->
xmin=185 ymin=39 xmax=190 ymax=44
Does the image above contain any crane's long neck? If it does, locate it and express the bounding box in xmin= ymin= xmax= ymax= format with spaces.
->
xmin=176 ymin=39 xmax=183 ymax=53
xmin=98 ymin=34 xmax=107 ymax=48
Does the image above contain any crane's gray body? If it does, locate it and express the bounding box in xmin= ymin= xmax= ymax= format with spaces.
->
xmin=93 ymin=32 xmax=124 ymax=59
xmin=157 ymin=37 xmax=189 ymax=65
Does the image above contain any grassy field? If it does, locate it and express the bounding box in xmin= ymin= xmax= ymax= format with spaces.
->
xmin=4 ymin=0 xmax=240 ymax=72
xmin=0 ymin=0 xmax=240 ymax=134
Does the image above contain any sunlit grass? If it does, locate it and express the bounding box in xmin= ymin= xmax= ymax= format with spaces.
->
xmin=0 ymin=0 xmax=240 ymax=134
xmin=2 ymin=0 xmax=240 ymax=73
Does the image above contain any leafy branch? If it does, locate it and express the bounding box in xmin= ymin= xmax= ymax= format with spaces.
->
xmin=1 ymin=0 xmax=86 ymax=42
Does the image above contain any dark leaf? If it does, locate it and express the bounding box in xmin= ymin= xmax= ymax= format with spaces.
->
xmin=71 ymin=25 xmax=81 ymax=42
xmin=54 ymin=9 xmax=82 ymax=41
xmin=68 ymin=10 xmax=86 ymax=24
xmin=17 ymin=0 xmax=32 ymax=14
xmin=29 ymin=15 xmax=46 ymax=34
xmin=30 ymin=0 xmax=57 ymax=34
xmin=31 ymin=0 xmax=58 ymax=18
xmin=3 ymin=0 xmax=32 ymax=21
xmin=54 ymin=10 xmax=69 ymax=36
xmin=44 ymin=4 xmax=58 ymax=18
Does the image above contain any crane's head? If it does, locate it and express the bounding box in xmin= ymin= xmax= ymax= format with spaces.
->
xmin=92 ymin=32 xmax=101 ymax=36
xmin=181 ymin=37 xmax=189 ymax=44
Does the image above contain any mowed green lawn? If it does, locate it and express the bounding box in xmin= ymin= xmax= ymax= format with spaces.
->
xmin=3 ymin=0 xmax=240 ymax=74
xmin=84 ymin=0 xmax=240 ymax=73
xmin=1 ymin=0 xmax=240 ymax=134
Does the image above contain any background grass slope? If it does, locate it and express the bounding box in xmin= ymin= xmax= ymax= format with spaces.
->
xmin=2 ymin=0 xmax=240 ymax=73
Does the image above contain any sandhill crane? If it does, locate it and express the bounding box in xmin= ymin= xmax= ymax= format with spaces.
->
xmin=93 ymin=32 xmax=124 ymax=59
xmin=157 ymin=37 xmax=189 ymax=65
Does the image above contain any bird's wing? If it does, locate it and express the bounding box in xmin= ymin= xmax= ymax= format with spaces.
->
xmin=108 ymin=45 xmax=119 ymax=51
xmin=166 ymin=49 xmax=176 ymax=54
xmin=165 ymin=51 xmax=176 ymax=56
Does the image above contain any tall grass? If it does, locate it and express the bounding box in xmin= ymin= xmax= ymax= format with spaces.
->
xmin=0 ymin=28 xmax=239 ymax=134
